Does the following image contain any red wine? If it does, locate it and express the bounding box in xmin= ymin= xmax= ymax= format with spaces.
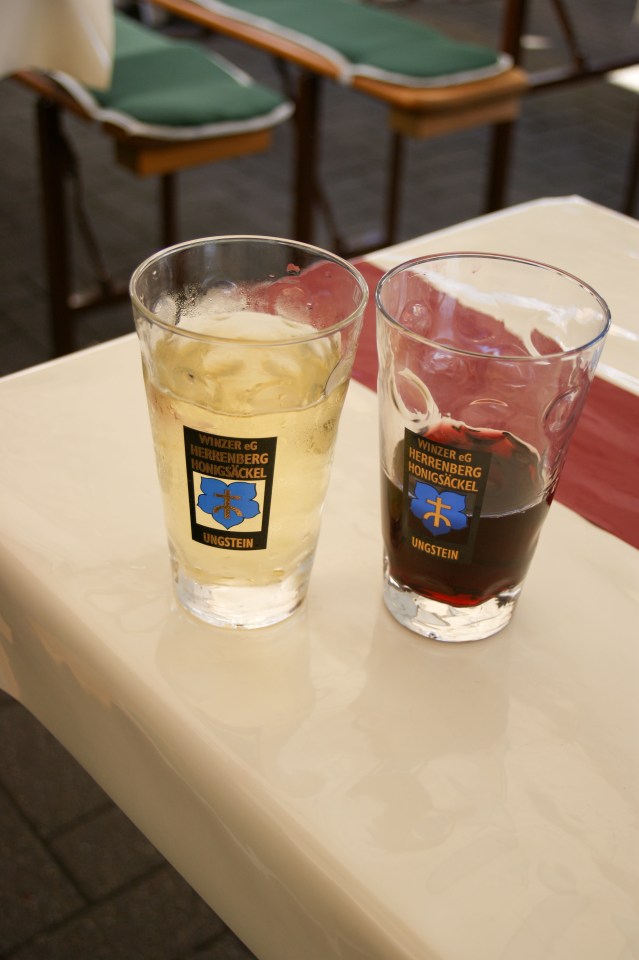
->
xmin=383 ymin=422 xmax=553 ymax=607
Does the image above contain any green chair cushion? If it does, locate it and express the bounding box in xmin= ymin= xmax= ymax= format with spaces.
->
xmin=195 ymin=0 xmax=510 ymax=86
xmin=50 ymin=12 xmax=292 ymax=139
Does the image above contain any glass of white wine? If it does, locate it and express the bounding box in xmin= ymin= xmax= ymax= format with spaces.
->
xmin=131 ymin=236 xmax=368 ymax=629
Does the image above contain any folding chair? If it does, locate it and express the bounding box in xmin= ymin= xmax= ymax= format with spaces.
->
xmin=148 ymin=0 xmax=528 ymax=254
xmin=14 ymin=11 xmax=293 ymax=355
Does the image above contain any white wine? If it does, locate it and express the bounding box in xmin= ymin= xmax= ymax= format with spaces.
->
xmin=132 ymin=236 xmax=367 ymax=628
xmin=140 ymin=310 xmax=349 ymax=623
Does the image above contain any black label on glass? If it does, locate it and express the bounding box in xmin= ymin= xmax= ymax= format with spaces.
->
xmin=184 ymin=427 xmax=276 ymax=551
xmin=402 ymin=428 xmax=491 ymax=564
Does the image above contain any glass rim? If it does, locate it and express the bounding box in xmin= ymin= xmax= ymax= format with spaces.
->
xmin=375 ymin=251 xmax=611 ymax=361
xmin=130 ymin=234 xmax=369 ymax=345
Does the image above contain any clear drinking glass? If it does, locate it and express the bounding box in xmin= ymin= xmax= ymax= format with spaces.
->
xmin=131 ymin=236 xmax=367 ymax=629
xmin=376 ymin=253 xmax=610 ymax=642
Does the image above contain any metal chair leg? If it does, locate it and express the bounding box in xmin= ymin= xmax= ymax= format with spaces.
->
xmin=385 ymin=131 xmax=404 ymax=246
xmin=160 ymin=173 xmax=177 ymax=246
xmin=485 ymin=120 xmax=516 ymax=213
xmin=36 ymin=98 xmax=75 ymax=357
xmin=293 ymin=70 xmax=321 ymax=243
xmin=623 ymin=108 xmax=639 ymax=216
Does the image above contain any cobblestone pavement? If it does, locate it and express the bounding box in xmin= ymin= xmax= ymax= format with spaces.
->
xmin=0 ymin=2 xmax=637 ymax=958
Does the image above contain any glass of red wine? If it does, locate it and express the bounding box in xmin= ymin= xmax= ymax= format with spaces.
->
xmin=376 ymin=253 xmax=610 ymax=642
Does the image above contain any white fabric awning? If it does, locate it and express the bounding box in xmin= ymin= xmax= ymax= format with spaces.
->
xmin=0 ymin=0 xmax=114 ymax=88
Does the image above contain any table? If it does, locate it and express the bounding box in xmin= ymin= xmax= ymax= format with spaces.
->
xmin=1 ymin=197 xmax=637 ymax=960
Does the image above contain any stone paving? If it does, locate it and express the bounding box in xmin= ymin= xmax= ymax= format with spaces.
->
xmin=0 ymin=2 xmax=637 ymax=957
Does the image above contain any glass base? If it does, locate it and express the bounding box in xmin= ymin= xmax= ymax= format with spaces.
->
xmin=383 ymin=560 xmax=520 ymax=642
xmin=173 ymin=560 xmax=311 ymax=629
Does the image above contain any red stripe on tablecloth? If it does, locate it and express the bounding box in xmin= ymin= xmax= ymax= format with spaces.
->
xmin=351 ymin=261 xmax=382 ymax=391
xmin=558 ymin=377 xmax=639 ymax=546
xmin=352 ymin=260 xmax=639 ymax=549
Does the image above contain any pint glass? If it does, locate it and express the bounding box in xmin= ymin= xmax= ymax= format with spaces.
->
xmin=131 ymin=236 xmax=367 ymax=628
xmin=377 ymin=253 xmax=610 ymax=642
